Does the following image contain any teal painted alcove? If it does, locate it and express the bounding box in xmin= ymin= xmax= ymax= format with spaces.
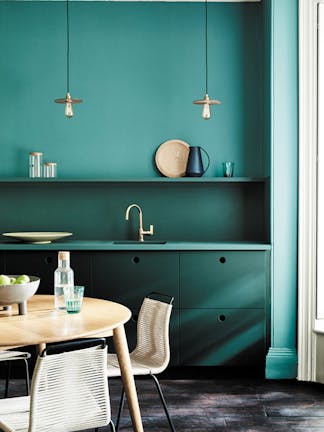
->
xmin=0 ymin=1 xmax=264 ymax=178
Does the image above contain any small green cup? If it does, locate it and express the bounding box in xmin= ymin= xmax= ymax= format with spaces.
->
xmin=64 ymin=286 xmax=85 ymax=314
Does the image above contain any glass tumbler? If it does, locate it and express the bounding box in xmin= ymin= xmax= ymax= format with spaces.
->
xmin=64 ymin=286 xmax=85 ymax=314
xmin=223 ymin=161 xmax=235 ymax=178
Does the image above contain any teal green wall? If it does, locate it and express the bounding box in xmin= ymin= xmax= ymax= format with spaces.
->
xmin=0 ymin=1 xmax=264 ymax=178
xmin=265 ymin=0 xmax=298 ymax=379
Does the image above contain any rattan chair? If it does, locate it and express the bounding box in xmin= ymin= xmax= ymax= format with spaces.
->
xmin=107 ymin=292 xmax=175 ymax=432
xmin=0 ymin=350 xmax=31 ymax=398
xmin=0 ymin=338 xmax=115 ymax=432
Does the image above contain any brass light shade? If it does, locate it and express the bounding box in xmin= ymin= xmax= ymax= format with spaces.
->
xmin=193 ymin=0 xmax=220 ymax=119
xmin=193 ymin=94 xmax=221 ymax=120
xmin=55 ymin=93 xmax=82 ymax=119
xmin=55 ymin=0 xmax=82 ymax=118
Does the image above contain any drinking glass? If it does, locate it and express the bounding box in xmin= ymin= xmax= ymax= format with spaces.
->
xmin=64 ymin=286 xmax=84 ymax=314
xmin=223 ymin=161 xmax=235 ymax=178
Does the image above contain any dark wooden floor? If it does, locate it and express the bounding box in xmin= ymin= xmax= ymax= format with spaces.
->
xmin=2 ymin=374 xmax=324 ymax=431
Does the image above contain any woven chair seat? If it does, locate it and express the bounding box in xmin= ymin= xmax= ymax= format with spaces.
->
xmin=0 ymin=340 xmax=114 ymax=432
xmin=0 ymin=396 xmax=29 ymax=415
xmin=107 ymin=352 xmax=167 ymax=377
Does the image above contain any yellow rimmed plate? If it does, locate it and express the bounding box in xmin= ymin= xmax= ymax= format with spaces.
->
xmin=2 ymin=232 xmax=73 ymax=244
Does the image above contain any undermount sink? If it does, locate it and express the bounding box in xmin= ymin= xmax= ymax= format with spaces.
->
xmin=113 ymin=240 xmax=167 ymax=244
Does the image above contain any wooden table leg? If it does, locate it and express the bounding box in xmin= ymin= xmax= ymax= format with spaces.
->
xmin=36 ymin=343 xmax=46 ymax=355
xmin=113 ymin=324 xmax=144 ymax=432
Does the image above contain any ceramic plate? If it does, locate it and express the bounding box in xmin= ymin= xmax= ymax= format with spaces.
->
xmin=155 ymin=139 xmax=190 ymax=178
xmin=2 ymin=232 xmax=73 ymax=244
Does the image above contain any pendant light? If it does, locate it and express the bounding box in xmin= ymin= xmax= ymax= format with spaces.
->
xmin=55 ymin=0 xmax=82 ymax=118
xmin=193 ymin=0 xmax=220 ymax=120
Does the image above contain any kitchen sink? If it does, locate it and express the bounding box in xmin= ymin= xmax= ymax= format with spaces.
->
xmin=113 ymin=240 xmax=167 ymax=244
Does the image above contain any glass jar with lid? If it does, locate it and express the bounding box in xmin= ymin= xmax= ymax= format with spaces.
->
xmin=43 ymin=162 xmax=57 ymax=178
xmin=29 ymin=152 xmax=43 ymax=178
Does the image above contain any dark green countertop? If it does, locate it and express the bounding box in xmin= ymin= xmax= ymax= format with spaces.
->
xmin=0 ymin=240 xmax=271 ymax=251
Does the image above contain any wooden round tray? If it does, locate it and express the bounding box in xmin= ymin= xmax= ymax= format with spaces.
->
xmin=155 ymin=139 xmax=190 ymax=178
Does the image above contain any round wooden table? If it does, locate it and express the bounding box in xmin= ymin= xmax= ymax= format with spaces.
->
xmin=0 ymin=295 xmax=144 ymax=432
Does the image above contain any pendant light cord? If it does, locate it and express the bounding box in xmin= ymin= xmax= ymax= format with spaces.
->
xmin=205 ymin=0 xmax=208 ymax=95
xmin=66 ymin=0 xmax=70 ymax=93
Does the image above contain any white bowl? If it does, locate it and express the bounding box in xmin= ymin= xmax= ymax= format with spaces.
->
xmin=0 ymin=276 xmax=40 ymax=314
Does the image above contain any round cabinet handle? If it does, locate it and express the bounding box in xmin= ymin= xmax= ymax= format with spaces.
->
xmin=132 ymin=256 xmax=140 ymax=264
xmin=218 ymin=314 xmax=226 ymax=322
xmin=45 ymin=256 xmax=53 ymax=264
xmin=219 ymin=257 xmax=226 ymax=264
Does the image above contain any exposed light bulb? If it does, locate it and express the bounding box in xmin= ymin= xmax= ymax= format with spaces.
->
xmin=65 ymin=101 xmax=73 ymax=118
xmin=55 ymin=92 xmax=82 ymax=118
xmin=193 ymin=93 xmax=221 ymax=120
xmin=202 ymin=103 xmax=211 ymax=120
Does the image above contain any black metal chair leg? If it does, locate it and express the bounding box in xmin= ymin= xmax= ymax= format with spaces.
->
xmin=4 ymin=357 xmax=30 ymax=398
xmin=4 ymin=361 xmax=11 ymax=398
xmin=115 ymin=388 xmax=126 ymax=432
xmin=150 ymin=374 xmax=176 ymax=432
xmin=23 ymin=358 xmax=30 ymax=395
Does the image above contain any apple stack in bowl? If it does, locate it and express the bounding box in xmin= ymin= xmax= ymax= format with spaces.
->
xmin=0 ymin=274 xmax=31 ymax=285
xmin=0 ymin=274 xmax=40 ymax=315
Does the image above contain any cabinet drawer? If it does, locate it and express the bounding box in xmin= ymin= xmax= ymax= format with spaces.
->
xmin=92 ymin=252 xmax=179 ymax=308
xmin=180 ymin=251 xmax=269 ymax=308
xmin=180 ymin=308 xmax=266 ymax=366
xmin=5 ymin=252 xmax=92 ymax=296
xmin=0 ymin=253 xmax=5 ymax=274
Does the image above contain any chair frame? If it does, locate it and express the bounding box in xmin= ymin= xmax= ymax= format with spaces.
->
xmin=113 ymin=292 xmax=176 ymax=432
xmin=0 ymin=351 xmax=30 ymax=398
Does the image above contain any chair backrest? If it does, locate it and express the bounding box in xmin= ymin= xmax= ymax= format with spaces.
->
xmin=28 ymin=339 xmax=111 ymax=432
xmin=132 ymin=296 xmax=173 ymax=373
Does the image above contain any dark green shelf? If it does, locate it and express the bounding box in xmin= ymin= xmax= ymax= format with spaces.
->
xmin=0 ymin=177 xmax=269 ymax=183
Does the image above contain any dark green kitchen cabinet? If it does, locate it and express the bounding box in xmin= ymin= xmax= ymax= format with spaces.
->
xmin=92 ymin=251 xmax=180 ymax=364
xmin=179 ymin=251 xmax=270 ymax=366
xmin=180 ymin=308 xmax=265 ymax=366
xmin=92 ymin=252 xmax=179 ymax=307
xmin=5 ymin=251 xmax=92 ymax=296
xmin=0 ymin=253 xmax=5 ymax=274
xmin=180 ymin=251 xmax=268 ymax=308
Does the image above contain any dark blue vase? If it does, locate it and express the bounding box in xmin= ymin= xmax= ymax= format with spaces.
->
xmin=186 ymin=146 xmax=210 ymax=177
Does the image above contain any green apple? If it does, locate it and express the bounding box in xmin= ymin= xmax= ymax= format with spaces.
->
xmin=15 ymin=275 xmax=30 ymax=284
xmin=0 ymin=274 xmax=11 ymax=285
xmin=9 ymin=277 xmax=16 ymax=284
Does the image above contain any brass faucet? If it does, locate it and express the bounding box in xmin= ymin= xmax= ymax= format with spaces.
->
xmin=125 ymin=204 xmax=154 ymax=242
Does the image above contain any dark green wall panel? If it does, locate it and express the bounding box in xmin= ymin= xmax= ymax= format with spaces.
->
xmin=0 ymin=182 xmax=267 ymax=241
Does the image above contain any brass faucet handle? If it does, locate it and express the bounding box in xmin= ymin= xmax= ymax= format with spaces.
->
xmin=142 ymin=225 xmax=154 ymax=236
